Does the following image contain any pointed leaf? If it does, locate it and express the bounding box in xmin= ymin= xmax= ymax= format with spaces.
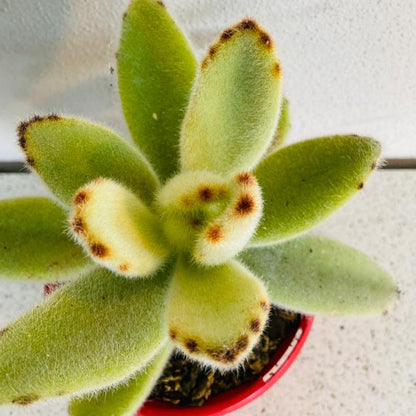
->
xmin=18 ymin=115 xmax=159 ymax=207
xmin=69 ymin=343 xmax=172 ymax=416
xmin=118 ymin=0 xmax=197 ymax=181
xmin=251 ymin=136 xmax=381 ymax=245
xmin=166 ymin=257 xmax=270 ymax=369
xmin=180 ymin=19 xmax=282 ymax=176
xmin=0 ymin=198 xmax=94 ymax=281
xmin=240 ymin=235 xmax=397 ymax=315
xmin=70 ymin=178 xmax=169 ymax=277
xmin=0 ymin=266 xmax=172 ymax=404
xmin=266 ymin=97 xmax=290 ymax=155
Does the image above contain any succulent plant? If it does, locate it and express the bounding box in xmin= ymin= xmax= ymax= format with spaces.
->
xmin=0 ymin=0 xmax=396 ymax=414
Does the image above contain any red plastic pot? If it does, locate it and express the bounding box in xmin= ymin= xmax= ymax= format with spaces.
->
xmin=138 ymin=315 xmax=313 ymax=416
xmin=44 ymin=284 xmax=313 ymax=416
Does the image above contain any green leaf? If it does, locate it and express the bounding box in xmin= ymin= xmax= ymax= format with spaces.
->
xmin=166 ymin=256 xmax=270 ymax=369
xmin=240 ymin=235 xmax=397 ymax=315
xmin=69 ymin=343 xmax=172 ymax=416
xmin=180 ymin=19 xmax=282 ymax=176
xmin=18 ymin=115 xmax=159 ymax=207
xmin=0 ymin=198 xmax=94 ymax=281
xmin=0 ymin=266 xmax=172 ymax=404
xmin=118 ymin=0 xmax=197 ymax=181
xmin=251 ymin=135 xmax=381 ymax=245
xmin=266 ymin=97 xmax=290 ymax=155
xmin=69 ymin=178 xmax=170 ymax=278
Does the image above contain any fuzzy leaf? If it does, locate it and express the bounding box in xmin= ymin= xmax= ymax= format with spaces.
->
xmin=70 ymin=178 xmax=169 ymax=278
xmin=0 ymin=198 xmax=94 ymax=281
xmin=0 ymin=266 xmax=172 ymax=404
xmin=266 ymin=97 xmax=290 ymax=155
xmin=69 ymin=343 xmax=172 ymax=416
xmin=193 ymin=172 xmax=263 ymax=265
xmin=180 ymin=19 xmax=282 ymax=176
xmin=166 ymin=256 xmax=270 ymax=369
xmin=251 ymin=136 xmax=381 ymax=245
xmin=118 ymin=0 xmax=197 ymax=181
xmin=18 ymin=116 xmax=159 ymax=207
xmin=240 ymin=235 xmax=397 ymax=315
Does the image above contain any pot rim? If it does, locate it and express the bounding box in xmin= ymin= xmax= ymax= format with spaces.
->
xmin=138 ymin=315 xmax=313 ymax=416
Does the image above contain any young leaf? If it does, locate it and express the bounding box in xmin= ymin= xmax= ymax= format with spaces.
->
xmin=18 ymin=116 xmax=159 ymax=207
xmin=240 ymin=235 xmax=397 ymax=315
xmin=265 ymin=97 xmax=290 ymax=155
xmin=193 ymin=172 xmax=263 ymax=265
xmin=69 ymin=343 xmax=172 ymax=416
xmin=69 ymin=178 xmax=170 ymax=278
xmin=180 ymin=19 xmax=282 ymax=176
xmin=251 ymin=135 xmax=381 ymax=245
xmin=166 ymin=256 xmax=270 ymax=370
xmin=0 ymin=198 xmax=94 ymax=281
xmin=0 ymin=266 xmax=172 ymax=404
xmin=118 ymin=0 xmax=197 ymax=181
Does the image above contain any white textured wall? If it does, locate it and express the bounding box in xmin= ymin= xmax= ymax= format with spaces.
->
xmin=1 ymin=0 xmax=416 ymax=160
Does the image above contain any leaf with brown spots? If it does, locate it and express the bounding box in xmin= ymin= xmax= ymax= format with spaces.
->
xmin=18 ymin=116 xmax=159 ymax=207
xmin=166 ymin=257 xmax=269 ymax=369
xmin=180 ymin=18 xmax=282 ymax=176
xmin=69 ymin=179 xmax=169 ymax=278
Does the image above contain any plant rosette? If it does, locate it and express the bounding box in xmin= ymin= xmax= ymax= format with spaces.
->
xmin=0 ymin=1 xmax=396 ymax=416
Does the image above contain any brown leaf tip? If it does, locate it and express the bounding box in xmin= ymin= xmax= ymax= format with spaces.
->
xmin=249 ymin=318 xmax=261 ymax=333
xmin=198 ymin=186 xmax=214 ymax=202
xmin=272 ymin=61 xmax=281 ymax=77
xmin=260 ymin=31 xmax=272 ymax=48
xmin=208 ymin=348 xmax=237 ymax=364
xmin=238 ymin=19 xmax=258 ymax=31
xmin=201 ymin=44 xmax=219 ymax=69
xmin=119 ymin=263 xmax=130 ymax=272
xmin=25 ymin=157 xmax=35 ymax=167
xmin=236 ymin=172 xmax=256 ymax=186
xmin=0 ymin=326 xmax=9 ymax=337
xmin=46 ymin=113 xmax=60 ymax=121
xmin=185 ymin=339 xmax=199 ymax=353
xmin=169 ymin=328 xmax=177 ymax=340
xmin=206 ymin=224 xmax=224 ymax=244
xmin=156 ymin=0 xmax=165 ymax=7
xmin=235 ymin=194 xmax=256 ymax=215
xmin=209 ymin=44 xmax=217 ymax=57
xmin=90 ymin=242 xmax=109 ymax=258
xmin=71 ymin=217 xmax=85 ymax=234
xmin=236 ymin=334 xmax=249 ymax=352
xmin=17 ymin=114 xmax=60 ymax=151
xmin=259 ymin=300 xmax=270 ymax=312
xmin=12 ymin=394 xmax=39 ymax=406
xmin=220 ymin=28 xmax=235 ymax=42
xmin=74 ymin=191 xmax=88 ymax=205
xmin=17 ymin=121 xmax=29 ymax=148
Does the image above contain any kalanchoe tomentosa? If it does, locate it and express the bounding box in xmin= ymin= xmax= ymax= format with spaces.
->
xmin=0 ymin=0 xmax=396 ymax=414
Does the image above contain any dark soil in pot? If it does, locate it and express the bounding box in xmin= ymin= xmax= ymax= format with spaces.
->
xmin=149 ymin=306 xmax=301 ymax=407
